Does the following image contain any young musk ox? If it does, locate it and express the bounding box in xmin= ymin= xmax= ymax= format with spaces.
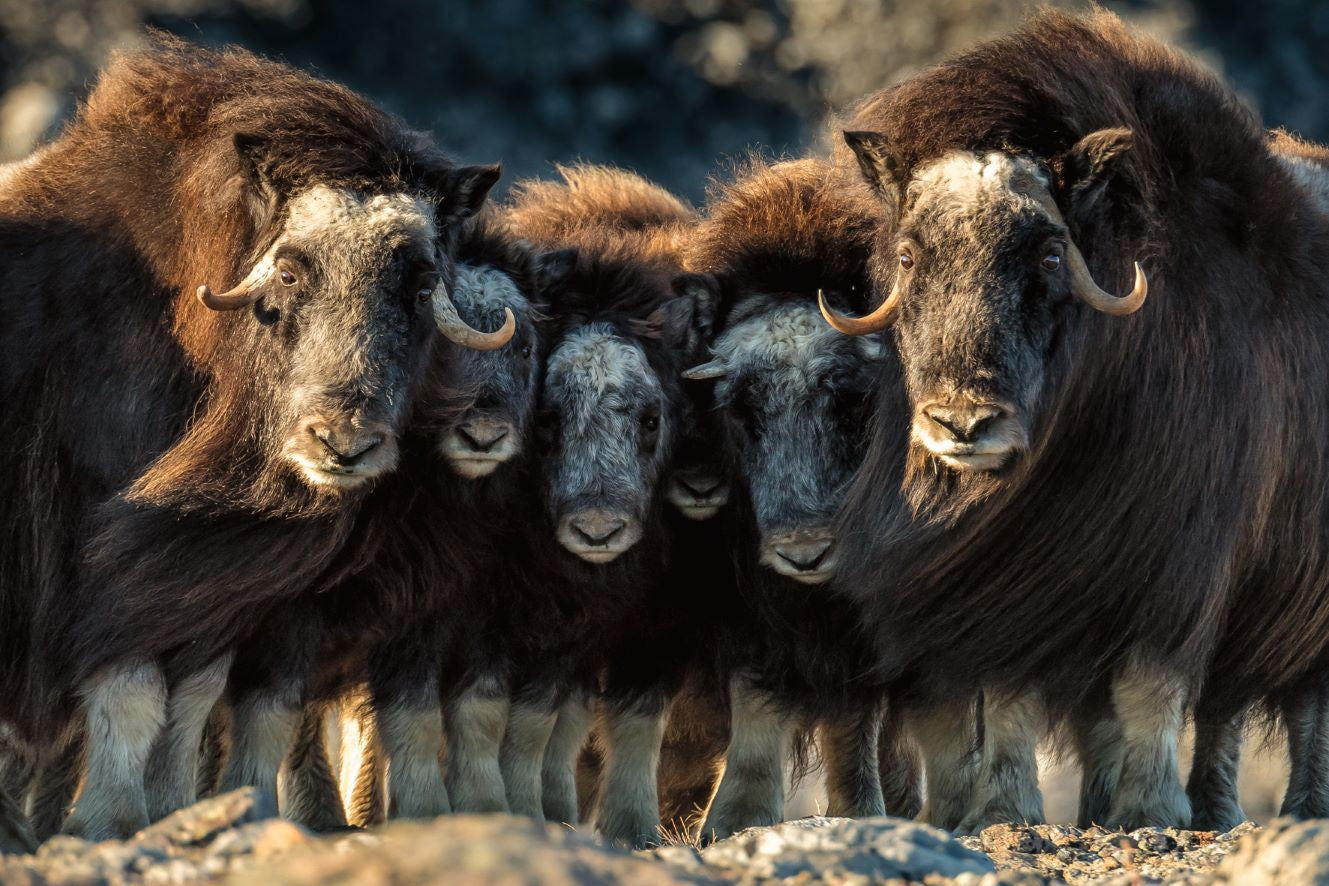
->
xmin=824 ymin=9 xmax=1329 ymax=830
xmin=212 ymin=216 xmax=569 ymax=828
xmin=0 ymin=38 xmax=509 ymax=842
xmin=495 ymin=165 xmax=714 ymax=848
xmin=679 ymin=157 xmax=911 ymax=841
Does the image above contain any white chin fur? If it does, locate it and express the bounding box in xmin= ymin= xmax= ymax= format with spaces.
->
xmin=447 ymin=457 xmax=502 ymax=479
xmin=676 ymin=504 xmax=721 ymax=521
xmin=564 ymin=547 xmax=625 ymax=565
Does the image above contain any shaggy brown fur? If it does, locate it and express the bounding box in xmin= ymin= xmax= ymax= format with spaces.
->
xmin=0 ymin=36 xmax=493 ymax=840
xmin=835 ymin=7 xmax=1329 ymax=740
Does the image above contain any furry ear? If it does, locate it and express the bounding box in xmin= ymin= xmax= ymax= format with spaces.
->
xmin=233 ymin=132 xmax=279 ymax=227
xmin=438 ymin=164 xmax=502 ymax=226
xmin=652 ymin=272 xmax=722 ymax=358
xmin=534 ymin=248 xmax=578 ymax=293
xmin=844 ymin=131 xmax=904 ymax=196
xmin=1057 ymin=128 xmax=1134 ymax=222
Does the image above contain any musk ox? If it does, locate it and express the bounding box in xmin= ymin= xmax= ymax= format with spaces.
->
xmin=678 ymin=156 xmax=909 ymax=841
xmin=824 ymin=9 xmax=1329 ymax=830
xmin=0 ymin=37 xmax=507 ymax=841
xmin=211 ymin=216 xmax=566 ymax=827
xmin=1181 ymin=129 xmax=1329 ymax=831
xmin=495 ymin=165 xmax=714 ymax=848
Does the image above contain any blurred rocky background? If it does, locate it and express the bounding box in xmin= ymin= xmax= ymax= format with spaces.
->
xmin=3 ymin=0 xmax=1328 ymax=201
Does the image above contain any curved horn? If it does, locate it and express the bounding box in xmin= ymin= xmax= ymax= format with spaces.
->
xmin=683 ymin=358 xmax=728 ymax=381
xmin=1067 ymin=246 xmax=1147 ymax=316
xmin=195 ymin=259 xmax=272 ymax=311
xmin=434 ymin=289 xmax=516 ymax=350
xmin=818 ymin=285 xmax=901 ymax=336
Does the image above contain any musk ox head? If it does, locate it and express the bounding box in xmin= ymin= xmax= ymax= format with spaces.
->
xmin=824 ymin=128 xmax=1146 ymax=476
xmin=437 ymin=250 xmax=574 ymax=478
xmin=687 ymin=297 xmax=884 ymax=583
xmin=663 ymin=275 xmax=727 ymax=521
xmin=538 ymin=279 xmax=697 ymax=564
xmin=195 ymin=139 xmax=509 ymax=492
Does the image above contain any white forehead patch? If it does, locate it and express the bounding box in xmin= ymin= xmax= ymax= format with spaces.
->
xmin=547 ymin=323 xmax=656 ymax=397
xmin=453 ymin=263 xmax=524 ymax=320
xmin=284 ymin=185 xmax=437 ymax=247
xmin=714 ymin=301 xmax=871 ymax=374
xmin=909 ymin=151 xmax=1050 ymax=212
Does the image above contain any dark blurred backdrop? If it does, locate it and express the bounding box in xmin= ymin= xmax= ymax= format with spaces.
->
xmin=2 ymin=0 xmax=1327 ymax=201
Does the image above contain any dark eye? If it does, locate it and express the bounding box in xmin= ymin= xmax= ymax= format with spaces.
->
xmin=416 ymin=286 xmax=433 ymax=303
xmin=521 ymin=345 xmax=533 ymax=359
xmin=279 ymin=268 xmax=297 ymax=286
xmin=899 ymin=250 xmax=914 ymax=271
xmin=1041 ymin=253 xmax=1062 ymax=272
xmin=642 ymin=413 xmax=660 ymax=432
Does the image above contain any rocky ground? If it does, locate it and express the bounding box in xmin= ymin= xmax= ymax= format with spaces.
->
xmin=3 ymin=790 xmax=1326 ymax=885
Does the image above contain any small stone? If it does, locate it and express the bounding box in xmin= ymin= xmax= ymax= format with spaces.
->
xmin=1139 ymin=832 xmax=1176 ymax=853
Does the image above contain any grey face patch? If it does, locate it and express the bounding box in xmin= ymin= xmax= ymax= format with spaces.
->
xmin=270 ymin=185 xmax=441 ymax=491
xmin=438 ymin=264 xmax=540 ymax=478
xmin=892 ymin=151 xmax=1068 ymax=474
xmin=707 ymin=300 xmax=882 ymax=583
xmin=541 ymin=322 xmax=670 ymax=563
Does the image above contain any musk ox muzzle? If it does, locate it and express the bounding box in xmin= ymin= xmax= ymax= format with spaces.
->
xmin=283 ymin=414 xmax=400 ymax=489
xmin=760 ymin=528 xmax=838 ymax=584
xmin=665 ymin=466 xmax=730 ymax=521
xmin=441 ymin=414 xmax=522 ymax=478
xmin=557 ymin=508 xmax=643 ymax=564
xmin=912 ymin=393 xmax=1027 ymax=472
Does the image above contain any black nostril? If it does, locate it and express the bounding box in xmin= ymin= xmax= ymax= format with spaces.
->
xmin=775 ymin=543 xmax=831 ymax=571
xmin=679 ymin=478 xmax=722 ymax=499
xmin=573 ymin=521 xmax=625 ymax=546
xmin=928 ymin=411 xmax=968 ymax=442
xmin=969 ymin=413 xmax=999 ymax=440
xmin=316 ymin=433 xmax=381 ymax=467
xmin=457 ymin=425 xmax=509 ymax=453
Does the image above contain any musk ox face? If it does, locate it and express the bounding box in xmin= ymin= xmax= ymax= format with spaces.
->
xmin=890 ymin=153 xmax=1066 ymax=472
xmin=227 ymin=184 xmax=444 ymax=491
xmin=539 ymin=322 xmax=674 ymax=564
xmin=438 ymin=263 xmax=542 ymax=478
xmin=830 ymin=129 xmax=1146 ymax=478
xmin=689 ymin=299 xmax=883 ymax=584
xmin=664 ymin=397 xmax=730 ymax=521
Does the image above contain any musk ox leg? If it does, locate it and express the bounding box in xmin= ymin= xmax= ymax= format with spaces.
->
xmin=590 ymin=695 xmax=668 ymax=849
xmin=196 ymin=698 xmax=231 ymax=800
xmin=543 ymin=690 xmax=594 ymax=825
xmin=376 ymin=690 xmax=450 ymax=820
xmin=1280 ymin=684 xmax=1329 ymax=819
xmin=280 ymin=702 xmax=347 ymax=831
xmin=218 ymin=683 xmax=302 ymax=821
xmin=1187 ymin=709 xmax=1247 ymax=831
xmin=656 ymin=684 xmax=731 ymax=839
xmin=820 ymin=704 xmax=886 ymax=819
xmin=501 ymin=688 xmax=560 ymax=819
xmin=1104 ymin=665 xmax=1191 ymax=829
xmin=28 ymin=725 xmax=85 ymax=841
xmin=0 ymin=781 xmax=36 ymax=855
xmin=0 ymin=725 xmax=37 ymax=807
xmin=144 ymin=654 xmax=232 ymax=822
xmin=956 ymin=691 xmax=1046 ymax=834
xmin=906 ymin=695 xmax=980 ymax=831
xmin=345 ymin=702 xmax=385 ymax=828
xmin=1069 ymin=702 xmax=1123 ymax=828
xmin=878 ymin=700 xmax=922 ymax=819
xmin=700 ymin=678 xmax=790 ymax=844
xmin=63 ymin=662 xmax=166 ymax=841
xmin=444 ymin=676 xmax=510 ymax=814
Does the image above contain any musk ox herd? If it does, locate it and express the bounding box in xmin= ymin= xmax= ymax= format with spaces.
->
xmin=4 ymin=9 xmax=1329 ymax=856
